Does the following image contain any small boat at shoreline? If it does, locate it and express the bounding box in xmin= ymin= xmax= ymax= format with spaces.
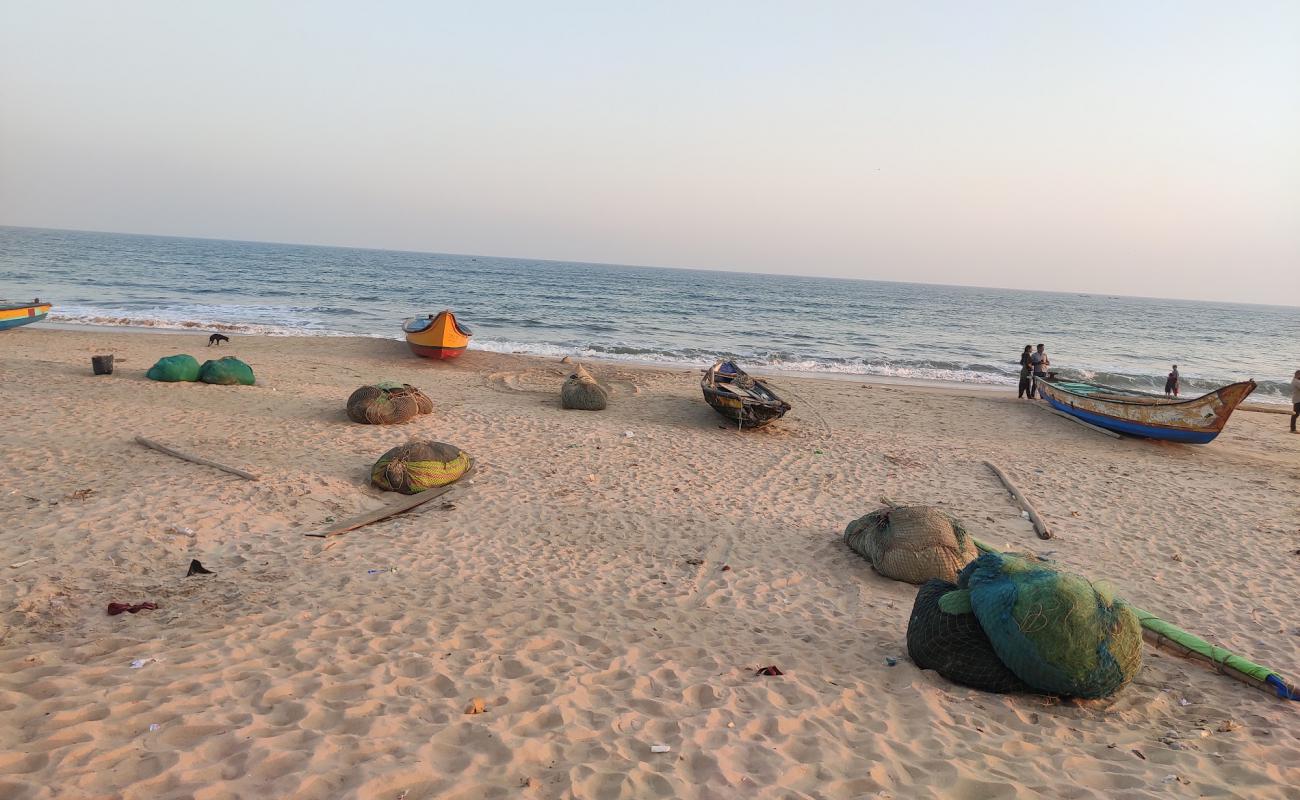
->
xmin=0 ymin=301 xmax=52 ymax=331
xmin=403 ymin=310 xmax=471 ymax=360
xmin=1035 ymin=377 xmax=1256 ymax=444
xmin=702 ymin=361 xmax=792 ymax=429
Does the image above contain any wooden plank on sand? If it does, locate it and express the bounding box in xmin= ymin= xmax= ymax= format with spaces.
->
xmin=134 ymin=435 xmax=259 ymax=481
xmin=984 ymin=460 xmax=1053 ymax=540
xmin=305 ymin=464 xmax=475 ymax=538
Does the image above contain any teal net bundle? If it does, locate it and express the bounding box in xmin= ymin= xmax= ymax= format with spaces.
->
xmin=199 ymin=357 xmax=255 ymax=385
xmin=957 ymin=552 xmax=1142 ymax=698
xmin=906 ymin=580 xmax=1027 ymax=694
xmin=844 ymin=506 xmax=979 ymax=584
xmin=146 ymin=354 xmax=201 ymax=382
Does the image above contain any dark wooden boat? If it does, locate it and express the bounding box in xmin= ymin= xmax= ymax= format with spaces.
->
xmin=1035 ymin=377 xmax=1256 ymax=444
xmin=701 ymin=361 xmax=791 ymax=429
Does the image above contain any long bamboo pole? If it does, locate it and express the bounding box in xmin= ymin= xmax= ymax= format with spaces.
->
xmin=984 ymin=461 xmax=1052 ymax=540
xmin=134 ymin=436 xmax=259 ymax=481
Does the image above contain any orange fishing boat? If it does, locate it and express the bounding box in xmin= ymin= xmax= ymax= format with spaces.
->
xmin=403 ymin=310 xmax=471 ymax=360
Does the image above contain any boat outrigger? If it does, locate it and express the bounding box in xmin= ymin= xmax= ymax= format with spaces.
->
xmin=1034 ymin=377 xmax=1256 ymax=444
xmin=403 ymin=310 xmax=471 ymax=360
xmin=701 ymin=361 xmax=792 ymax=429
xmin=0 ymin=300 xmax=52 ymax=331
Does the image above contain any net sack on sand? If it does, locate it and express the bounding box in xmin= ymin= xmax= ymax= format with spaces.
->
xmin=844 ymin=506 xmax=979 ymax=584
xmin=347 ymin=382 xmax=433 ymax=424
xmin=146 ymin=354 xmax=201 ymax=382
xmin=371 ymin=440 xmax=471 ymax=494
xmin=906 ymin=579 xmax=1027 ymax=694
xmin=198 ymin=357 xmax=255 ymax=385
xmin=560 ymin=366 xmax=608 ymax=411
xmin=960 ymin=552 xmax=1142 ymax=698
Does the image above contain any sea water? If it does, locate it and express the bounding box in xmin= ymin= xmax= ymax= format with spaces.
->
xmin=1 ymin=226 xmax=1295 ymax=403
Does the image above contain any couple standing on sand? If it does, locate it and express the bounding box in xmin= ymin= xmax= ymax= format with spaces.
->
xmin=1017 ymin=344 xmax=1049 ymax=399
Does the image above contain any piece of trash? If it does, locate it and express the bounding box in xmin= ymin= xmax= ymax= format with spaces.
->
xmin=884 ymin=657 xmax=898 ymax=667
xmin=464 ymin=697 xmax=487 ymax=715
xmin=623 ymin=431 xmax=634 ymax=438
xmin=1020 ymin=511 xmax=1030 ymax=519
xmin=166 ymin=526 xmax=195 ymax=536
xmin=685 ymin=558 xmax=704 ymax=566
xmin=130 ymin=658 xmax=157 ymax=669
xmin=148 ymin=723 xmax=160 ymax=732
xmin=1178 ymin=698 xmax=1191 ymax=706
xmin=1217 ymin=719 xmax=1241 ymax=733
xmin=726 ymin=721 xmax=734 ymax=728
xmin=323 ymin=516 xmax=335 ymax=523
xmin=108 ymin=602 xmax=159 ymax=616
xmin=650 ymin=744 xmax=671 ymax=753
xmin=186 ymin=559 xmax=214 ymax=577
xmin=720 ymin=565 xmax=731 ymax=572
xmin=755 ymin=665 xmax=783 ymax=676
xmin=368 ymin=568 xmax=397 ymax=575
xmin=9 ymin=557 xmax=45 ymax=569
xmin=441 ymin=502 xmax=457 ymax=510
xmin=814 ymin=449 xmax=824 ymax=455
xmin=67 ymin=488 xmax=95 ymax=501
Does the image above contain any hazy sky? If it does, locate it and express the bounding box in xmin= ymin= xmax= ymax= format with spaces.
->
xmin=2 ymin=1 xmax=1297 ymax=304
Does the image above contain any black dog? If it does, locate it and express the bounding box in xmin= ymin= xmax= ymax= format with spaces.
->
xmin=208 ymin=333 xmax=230 ymax=346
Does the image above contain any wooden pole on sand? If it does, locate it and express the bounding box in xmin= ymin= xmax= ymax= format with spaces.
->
xmin=134 ymin=436 xmax=259 ymax=481
xmin=984 ymin=460 xmax=1053 ymax=540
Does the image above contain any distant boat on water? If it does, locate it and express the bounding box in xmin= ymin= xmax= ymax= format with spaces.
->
xmin=0 ymin=301 xmax=52 ymax=331
xmin=1035 ymin=377 xmax=1256 ymax=444
xmin=403 ymin=310 xmax=471 ymax=360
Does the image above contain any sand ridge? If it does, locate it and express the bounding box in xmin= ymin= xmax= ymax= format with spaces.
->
xmin=1 ymin=328 xmax=1298 ymax=799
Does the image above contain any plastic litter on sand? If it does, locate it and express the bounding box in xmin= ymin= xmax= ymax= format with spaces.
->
xmin=650 ymin=744 xmax=671 ymax=753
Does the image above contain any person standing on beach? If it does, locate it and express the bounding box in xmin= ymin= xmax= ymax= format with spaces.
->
xmin=1017 ymin=345 xmax=1033 ymax=399
xmin=1165 ymin=365 xmax=1180 ymax=398
xmin=1027 ymin=344 xmax=1049 ymax=398
xmin=1290 ymin=370 xmax=1300 ymax=433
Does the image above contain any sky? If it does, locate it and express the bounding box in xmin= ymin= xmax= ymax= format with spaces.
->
xmin=1 ymin=1 xmax=1297 ymax=305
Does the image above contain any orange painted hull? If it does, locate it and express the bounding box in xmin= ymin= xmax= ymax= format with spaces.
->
xmin=404 ymin=310 xmax=471 ymax=360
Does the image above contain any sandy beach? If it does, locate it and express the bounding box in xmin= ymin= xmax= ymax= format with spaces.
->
xmin=1 ymin=326 xmax=1298 ymax=799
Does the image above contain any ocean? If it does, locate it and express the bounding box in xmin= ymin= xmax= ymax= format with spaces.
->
xmin=2 ymin=226 xmax=1295 ymax=403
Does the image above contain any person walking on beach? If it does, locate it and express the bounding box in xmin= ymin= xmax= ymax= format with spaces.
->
xmin=1165 ymin=365 xmax=1180 ymax=398
xmin=1017 ymin=345 xmax=1033 ymax=399
xmin=1290 ymin=369 xmax=1300 ymax=433
xmin=1027 ymin=344 xmax=1049 ymax=398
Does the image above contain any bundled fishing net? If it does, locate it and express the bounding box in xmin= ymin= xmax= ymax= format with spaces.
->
xmin=371 ymin=440 xmax=471 ymax=494
xmin=844 ymin=505 xmax=979 ymax=584
xmin=560 ymin=365 xmax=608 ymax=411
xmin=907 ymin=580 xmax=1027 ymax=694
xmin=146 ymin=354 xmax=201 ymax=382
xmin=347 ymin=382 xmax=433 ymax=424
xmin=199 ymin=357 xmax=255 ymax=385
xmin=959 ymin=552 xmax=1142 ymax=698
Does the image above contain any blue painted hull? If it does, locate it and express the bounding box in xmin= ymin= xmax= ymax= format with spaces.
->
xmin=1041 ymin=395 xmax=1218 ymax=443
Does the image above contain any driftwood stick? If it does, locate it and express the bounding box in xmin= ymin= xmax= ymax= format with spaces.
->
xmin=305 ymin=464 xmax=475 ymax=539
xmin=134 ymin=436 xmax=259 ymax=481
xmin=1031 ymin=402 xmax=1122 ymax=438
xmin=984 ymin=461 xmax=1053 ymax=540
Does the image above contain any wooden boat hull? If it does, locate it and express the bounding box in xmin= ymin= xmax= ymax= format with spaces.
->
xmin=0 ymin=303 xmax=51 ymax=331
xmin=404 ymin=310 xmax=471 ymax=360
xmin=701 ymin=361 xmax=791 ymax=429
xmin=1035 ymin=377 xmax=1256 ymax=444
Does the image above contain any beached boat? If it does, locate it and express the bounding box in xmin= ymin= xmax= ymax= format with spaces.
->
xmin=403 ymin=310 xmax=472 ymax=360
xmin=1035 ymin=377 xmax=1256 ymax=444
xmin=701 ymin=361 xmax=792 ymax=429
xmin=0 ymin=301 xmax=52 ymax=331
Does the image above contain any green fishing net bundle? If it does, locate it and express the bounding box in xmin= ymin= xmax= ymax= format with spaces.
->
xmin=199 ymin=356 xmax=255 ymax=385
xmin=347 ymin=382 xmax=434 ymax=424
xmin=844 ymin=506 xmax=979 ymax=584
xmin=146 ymin=354 xmax=201 ymax=382
xmin=956 ymin=552 xmax=1143 ymax=698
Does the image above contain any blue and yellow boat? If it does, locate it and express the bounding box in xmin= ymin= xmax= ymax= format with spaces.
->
xmin=0 ymin=301 xmax=52 ymax=331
